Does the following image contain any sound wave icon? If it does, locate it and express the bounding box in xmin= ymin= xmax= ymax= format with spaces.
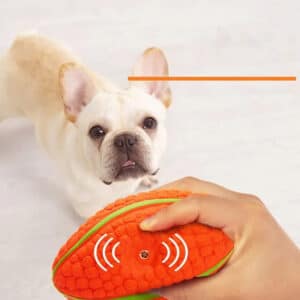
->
xmin=161 ymin=233 xmax=189 ymax=272
xmin=93 ymin=234 xmax=121 ymax=272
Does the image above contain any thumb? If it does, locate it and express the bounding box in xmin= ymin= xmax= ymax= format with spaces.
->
xmin=140 ymin=194 xmax=240 ymax=238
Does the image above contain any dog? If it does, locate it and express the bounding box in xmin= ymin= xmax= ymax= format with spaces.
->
xmin=0 ymin=34 xmax=172 ymax=218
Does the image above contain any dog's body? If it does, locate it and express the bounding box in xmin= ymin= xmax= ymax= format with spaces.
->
xmin=0 ymin=34 xmax=171 ymax=217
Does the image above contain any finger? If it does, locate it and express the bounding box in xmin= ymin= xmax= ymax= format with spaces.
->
xmin=140 ymin=194 xmax=241 ymax=238
xmin=156 ymin=177 xmax=239 ymax=199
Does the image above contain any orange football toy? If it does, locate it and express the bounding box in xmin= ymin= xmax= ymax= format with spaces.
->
xmin=52 ymin=190 xmax=234 ymax=300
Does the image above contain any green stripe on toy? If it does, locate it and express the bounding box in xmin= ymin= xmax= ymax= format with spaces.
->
xmin=197 ymin=249 xmax=234 ymax=277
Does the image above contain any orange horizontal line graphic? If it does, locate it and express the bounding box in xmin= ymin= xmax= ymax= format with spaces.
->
xmin=128 ymin=76 xmax=296 ymax=81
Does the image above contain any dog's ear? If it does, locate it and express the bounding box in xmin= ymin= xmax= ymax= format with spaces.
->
xmin=59 ymin=63 xmax=96 ymax=122
xmin=131 ymin=47 xmax=172 ymax=108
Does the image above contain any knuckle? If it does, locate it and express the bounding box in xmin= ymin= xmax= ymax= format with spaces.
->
xmin=182 ymin=176 xmax=198 ymax=185
xmin=239 ymin=193 xmax=267 ymax=214
xmin=246 ymin=194 xmax=265 ymax=207
xmin=181 ymin=176 xmax=199 ymax=189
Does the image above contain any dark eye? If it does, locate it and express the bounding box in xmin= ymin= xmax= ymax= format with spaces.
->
xmin=89 ymin=125 xmax=106 ymax=139
xmin=143 ymin=117 xmax=157 ymax=130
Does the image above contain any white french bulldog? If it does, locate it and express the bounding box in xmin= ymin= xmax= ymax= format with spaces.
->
xmin=0 ymin=34 xmax=172 ymax=218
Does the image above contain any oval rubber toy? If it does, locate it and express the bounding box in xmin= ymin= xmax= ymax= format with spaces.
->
xmin=52 ymin=190 xmax=234 ymax=300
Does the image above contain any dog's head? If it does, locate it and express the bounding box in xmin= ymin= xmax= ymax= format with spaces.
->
xmin=59 ymin=48 xmax=171 ymax=185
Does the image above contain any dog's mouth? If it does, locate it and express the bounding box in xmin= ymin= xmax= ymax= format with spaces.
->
xmin=120 ymin=160 xmax=137 ymax=170
xmin=102 ymin=160 xmax=159 ymax=185
xmin=115 ymin=159 xmax=146 ymax=180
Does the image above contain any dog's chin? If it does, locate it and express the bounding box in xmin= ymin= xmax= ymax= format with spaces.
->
xmin=116 ymin=163 xmax=147 ymax=181
xmin=101 ymin=161 xmax=159 ymax=185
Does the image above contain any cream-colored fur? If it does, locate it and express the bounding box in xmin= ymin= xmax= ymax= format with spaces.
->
xmin=0 ymin=34 xmax=171 ymax=218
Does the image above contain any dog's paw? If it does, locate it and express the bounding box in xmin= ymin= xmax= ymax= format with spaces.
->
xmin=140 ymin=175 xmax=158 ymax=188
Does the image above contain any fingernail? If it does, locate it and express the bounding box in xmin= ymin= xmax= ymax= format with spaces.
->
xmin=140 ymin=216 xmax=156 ymax=230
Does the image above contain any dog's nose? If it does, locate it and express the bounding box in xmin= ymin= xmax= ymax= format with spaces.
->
xmin=114 ymin=134 xmax=138 ymax=152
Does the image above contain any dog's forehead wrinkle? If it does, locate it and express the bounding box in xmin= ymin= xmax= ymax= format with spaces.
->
xmin=79 ymin=91 xmax=121 ymax=129
xmin=118 ymin=88 xmax=166 ymax=122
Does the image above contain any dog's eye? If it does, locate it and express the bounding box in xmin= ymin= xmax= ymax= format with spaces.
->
xmin=143 ymin=117 xmax=157 ymax=130
xmin=89 ymin=125 xmax=106 ymax=139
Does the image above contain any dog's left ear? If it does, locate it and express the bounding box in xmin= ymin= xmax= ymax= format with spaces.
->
xmin=131 ymin=47 xmax=172 ymax=108
xmin=59 ymin=63 xmax=96 ymax=122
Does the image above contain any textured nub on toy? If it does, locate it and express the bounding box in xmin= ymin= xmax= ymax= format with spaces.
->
xmin=52 ymin=190 xmax=234 ymax=300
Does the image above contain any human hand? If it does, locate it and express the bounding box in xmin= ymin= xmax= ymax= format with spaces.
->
xmin=140 ymin=177 xmax=300 ymax=300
